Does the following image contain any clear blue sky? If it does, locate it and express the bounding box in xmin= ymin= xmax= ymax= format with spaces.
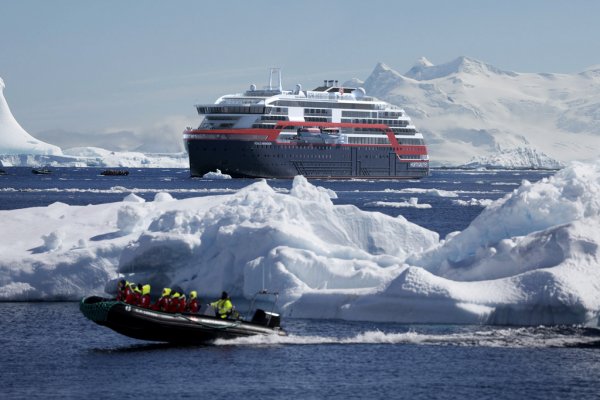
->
xmin=1 ymin=0 xmax=599 ymax=141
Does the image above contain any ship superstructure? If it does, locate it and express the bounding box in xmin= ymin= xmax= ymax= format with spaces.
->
xmin=183 ymin=69 xmax=429 ymax=178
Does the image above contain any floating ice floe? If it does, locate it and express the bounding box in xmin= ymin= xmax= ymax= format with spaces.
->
xmin=365 ymin=198 xmax=432 ymax=209
xmin=202 ymin=169 xmax=232 ymax=179
xmin=452 ymin=198 xmax=494 ymax=207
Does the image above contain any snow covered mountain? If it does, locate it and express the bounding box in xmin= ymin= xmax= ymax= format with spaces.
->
xmin=0 ymin=77 xmax=62 ymax=156
xmin=360 ymin=57 xmax=600 ymax=167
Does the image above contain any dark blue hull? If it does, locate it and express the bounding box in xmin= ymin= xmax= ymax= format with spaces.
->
xmin=186 ymin=140 xmax=429 ymax=179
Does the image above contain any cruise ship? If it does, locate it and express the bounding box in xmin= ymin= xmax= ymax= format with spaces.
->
xmin=183 ymin=69 xmax=429 ymax=179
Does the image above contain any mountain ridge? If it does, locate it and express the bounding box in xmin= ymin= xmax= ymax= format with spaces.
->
xmin=2 ymin=58 xmax=599 ymax=169
xmin=356 ymin=57 xmax=599 ymax=166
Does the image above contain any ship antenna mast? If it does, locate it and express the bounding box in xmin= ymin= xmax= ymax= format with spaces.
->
xmin=268 ymin=67 xmax=282 ymax=91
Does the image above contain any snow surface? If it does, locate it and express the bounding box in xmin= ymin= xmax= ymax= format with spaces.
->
xmin=0 ymin=77 xmax=61 ymax=156
xmin=1 ymin=162 xmax=599 ymax=327
xmin=361 ymin=58 xmax=600 ymax=167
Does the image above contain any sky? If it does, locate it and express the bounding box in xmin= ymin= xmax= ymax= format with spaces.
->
xmin=1 ymin=0 xmax=599 ymax=151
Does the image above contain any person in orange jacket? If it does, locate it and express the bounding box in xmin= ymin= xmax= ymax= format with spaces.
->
xmin=124 ymin=282 xmax=138 ymax=305
xmin=152 ymin=287 xmax=171 ymax=312
xmin=168 ymin=291 xmax=181 ymax=313
xmin=186 ymin=291 xmax=200 ymax=313
xmin=178 ymin=293 xmax=187 ymax=313
xmin=139 ymin=284 xmax=152 ymax=308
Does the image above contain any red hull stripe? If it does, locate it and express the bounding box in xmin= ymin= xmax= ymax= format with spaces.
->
xmin=185 ymin=121 xmax=427 ymax=156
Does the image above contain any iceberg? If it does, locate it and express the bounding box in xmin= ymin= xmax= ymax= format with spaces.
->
xmin=202 ymin=169 xmax=232 ymax=179
xmin=0 ymin=78 xmax=186 ymax=168
xmin=0 ymin=162 xmax=599 ymax=327
xmin=0 ymin=77 xmax=62 ymax=156
xmin=459 ymin=147 xmax=565 ymax=170
xmin=0 ymin=147 xmax=189 ymax=168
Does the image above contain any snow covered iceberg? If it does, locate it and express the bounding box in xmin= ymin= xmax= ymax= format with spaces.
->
xmin=460 ymin=147 xmax=565 ymax=170
xmin=0 ymin=176 xmax=437 ymax=304
xmin=0 ymin=146 xmax=189 ymax=168
xmin=0 ymin=77 xmax=62 ymax=156
xmin=401 ymin=160 xmax=600 ymax=325
xmin=1 ymin=162 xmax=599 ymax=327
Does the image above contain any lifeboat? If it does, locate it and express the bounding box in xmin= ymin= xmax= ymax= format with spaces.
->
xmin=80 ymin=292 xmax=285 ymax=344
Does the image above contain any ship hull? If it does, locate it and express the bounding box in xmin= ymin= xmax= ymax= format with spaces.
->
xmin=186 ymin=139 xmax=429 ymax=179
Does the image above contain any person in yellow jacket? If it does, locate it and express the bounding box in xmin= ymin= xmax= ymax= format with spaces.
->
xmin=211 ymin=291 xmax=233 ymax=319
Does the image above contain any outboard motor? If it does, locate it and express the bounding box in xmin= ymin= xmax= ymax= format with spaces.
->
xmin=251 ymin=309 xmax=281 ymax=329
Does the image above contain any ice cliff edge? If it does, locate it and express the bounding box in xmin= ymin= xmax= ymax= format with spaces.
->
xmin=0 ymin=76 xmax=62 ymax=156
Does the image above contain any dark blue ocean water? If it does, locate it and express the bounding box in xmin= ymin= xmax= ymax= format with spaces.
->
xmin=2 ymin=302 xmax=600 ymax=400
xmin=0 ymin=167 xmax=547 ymax=238
xmin=2 ymin=167 xmax=600 ymax=399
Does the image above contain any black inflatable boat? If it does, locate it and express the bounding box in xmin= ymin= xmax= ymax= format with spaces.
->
xmin=80 ymin=294 xmax=286 ymax=344
xmin=100 ymin=169 xmax=129 ymax=176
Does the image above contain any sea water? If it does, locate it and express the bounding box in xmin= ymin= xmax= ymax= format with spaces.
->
xmin=1 ymin=168 xmax=599 ymax=399
xmin=0 ymin=167 xmax=540 ymax=237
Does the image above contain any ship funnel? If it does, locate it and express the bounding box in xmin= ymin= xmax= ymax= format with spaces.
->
xmin=268 ymin=67 xmax=283 ymax=91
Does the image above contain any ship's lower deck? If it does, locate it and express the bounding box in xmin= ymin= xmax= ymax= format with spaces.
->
xmin=186 ymin=139 xmax=429 ymax=179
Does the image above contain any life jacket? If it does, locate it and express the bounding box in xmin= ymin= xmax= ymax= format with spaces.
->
xmin=153 ymin=288 xmax=172 ymax=311
xmin=124 ymin=285 xmax=137 ymax=305
xmin=168 ymin=293 xmax=181 ymax=313
xmin=211 ymin=298 xmax=233 ymax=318
xmin=133 ymin=287 xmax=142 ymax=304
xmin=139 ymin=284 xmax=151 ymax=308
xmin=178 ymin=295 xmax=187 ymax=313
xmin=152 ymin=295 xmax=169 ymax=312
xmin=186 ymin=298 xmax=200 ymax=313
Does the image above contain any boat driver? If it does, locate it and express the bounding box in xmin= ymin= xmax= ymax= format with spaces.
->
xmin=211 ymin=291 xmax=233 ymax=319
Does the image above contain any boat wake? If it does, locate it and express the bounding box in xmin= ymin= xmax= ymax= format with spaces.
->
xmin=213 ymin=326 xmax=600 ymax=348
